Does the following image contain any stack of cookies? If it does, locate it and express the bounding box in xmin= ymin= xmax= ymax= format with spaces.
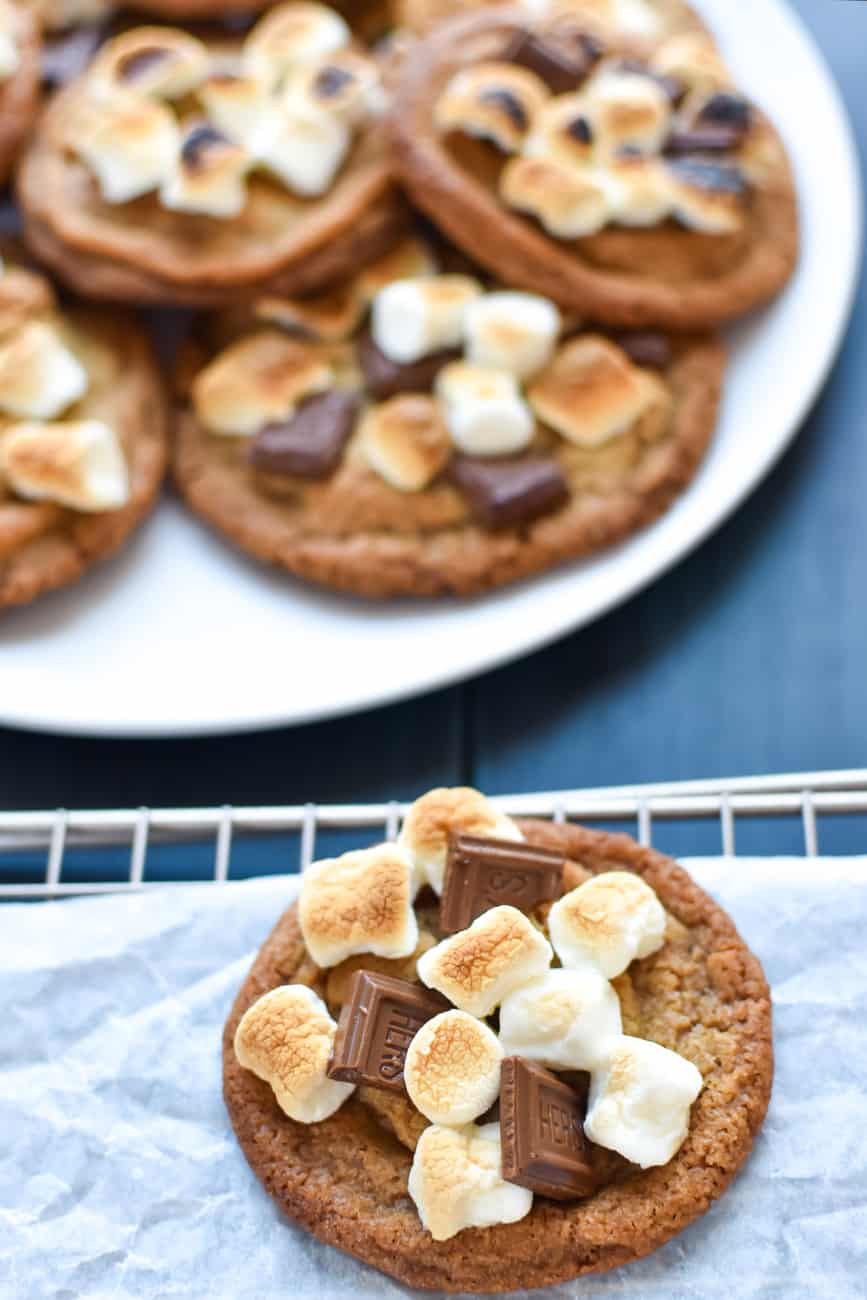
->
xmin=0 ymin=0 xmax=798 ymax=605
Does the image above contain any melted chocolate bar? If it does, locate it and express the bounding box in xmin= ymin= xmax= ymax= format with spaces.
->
xmin=440 ymin=833 xmax=565 ymax=933
xmin=500 ymin=1057 xmax=596 ymax=1200
xmin=501 ymin=28 xmax=599 ymax=95
xmin=612 ymin=331 xmax=672 ymax=370
xmin=249 ymin=391 xmax=359 ymax=479
xmin=327 ymin=970 xmax=450 ymax=1093
xmin=357 ymin=332 xmax=460 ymax=400
xmin=450 ymin=454 xmax=569 ymax=530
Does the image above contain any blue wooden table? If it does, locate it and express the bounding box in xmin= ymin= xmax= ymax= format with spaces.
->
xmin=1 ymin=1 xmax=865 ymax=862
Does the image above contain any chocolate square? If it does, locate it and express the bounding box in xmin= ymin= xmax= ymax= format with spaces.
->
xmin=450 ymin=454 xmax=570 ymax=530
xmin=327 ymin=970 xmax=450 ymax=1093
xmin=502 ymin=28 xmax=599 ymax=94
xmin=249 ymin=391 xmax=359 ymax=479
xmin=357 ymin=332 xmax=459 ymax=400
xmin=440 ymin=834 xmax=565 ymax=933
xmin=500 ymin=1057 xmax=596 ymax=1201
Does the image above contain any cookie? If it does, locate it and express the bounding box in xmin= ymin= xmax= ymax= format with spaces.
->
xmin=391 ymin=8 xmax=798 ymax=327
xmin=223 ymin=808 xmax=773 ymax=1293
xmin=0 ymin=0 xmax=40 ymax=184
xmin=0 ymin=257 xmax=168 ymax=609
xmin=173 ymin=233 xmax=725 ymax=597
xmin=17 ymin=5 xmax=407 ymax=305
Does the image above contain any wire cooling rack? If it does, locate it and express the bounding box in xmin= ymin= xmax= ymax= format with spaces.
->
xmin=0 ymin=769 xmax=865 ymax=900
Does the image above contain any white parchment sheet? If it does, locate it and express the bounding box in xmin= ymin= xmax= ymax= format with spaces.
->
xmin=1 ymin=859 xmax=866 ymax=1300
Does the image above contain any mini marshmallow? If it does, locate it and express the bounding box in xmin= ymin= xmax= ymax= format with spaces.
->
xmin=404 ymin=1009 xmax=503 ymax=1125
xmin=192 ymin=331 xmax=333 ymax=437
xmin=527 ymin=334 xmax=658 ymax=447
xmin=258 ymin=91 xmax=351 ymax=196
xmin=256 ymin=285 xmax=365 ymax=342
xmin=360 ymin=396 xmax=452 ymax=493
xmin=498 ymin=967 xmax=622 ymax=1071
xmin=408 ymin=1122 xmax=533 ymax=1241
xmin=160 ymin=123 xmax=250 ymax=218
xmin=434 ymin=63 xmax=550 ymax=153
xmin=418 ymin=905 xmax=552 ymax=1018
xmin=464 ymin=292 xmax=561 ymax=380
xmin=355 ymin=236 xmax=438 ymax=302
xmin=242 ymin=2 xmax=351 ymax=90
xmin=548 ymin=870 xmax=667 ymax=978
xmin=612 ymin=0 xmax=664 ymax=40
xmin=90 ymin=28 xmax=210 ymax=100
xmin=582 ymin=63 xmax=671 ymax=156
xmin=668 ymin=157 xmax=747 ymax=233
xmin=0 ymin=420 xmax=129 ymax=512
xmin=436 ymin=361 xmax=535 ymax=457
xmin=606 ymin=155 xmax=673 ymax=227
xmin=371 ymin=275 xmax=482 ymax=366
xmin=585 ymin=1035 xmax=703 ymax=1167
xmin=0 ymin=321 xmax=88 ymax=420
xmin=0 ymin=266 xmax=55 ymax=340
xmin=74 ymin=92 xmax=180 ymax=204
xmin=500 ymin=156 xmax=615 ymax=240
xmin=299 ymin=842 xmax=418 ymax=968
xmin=398 ymin=787 xmax=523 ymax=895
xmin=196 ymin=73 xmax=272 ymax=155
xmin=298 ymin=50 xmax=384 ymax=125
xmin=233 ymin=984 xmax=354 ymax=1123
xmin=651 ymin=33 xmax=730 ymax=96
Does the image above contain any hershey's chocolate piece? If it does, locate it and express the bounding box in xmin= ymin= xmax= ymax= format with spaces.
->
xmin=696 ymin=91 xmax=752 ymax=131
xmin=612 ymin=331 xmax=672 ymax=370
xmin=666 ymin=156 xmax=748 ymax=195
xmin=440 ymin=833 xmax=565 ymax=933
xmin=357 ymin=332 xmax=460 ymax=400
xmin=501 ymin=27 xmax=598 ymax=95
xmin=450 ymin=454 xmax=569 ymax=531
xmin=249 ymin=391 xmax=360 ymax=479
xmin=665 ymin=125 xmax=743 ymax=156
xmin=327 ymin=970 xmax=450 ymax=1093
xmin=500 ymin=1057 xmax=596 ymax=1201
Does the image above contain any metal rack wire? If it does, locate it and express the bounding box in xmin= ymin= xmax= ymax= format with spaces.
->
xmin=0 ymin=769 xmax=865 ymax=899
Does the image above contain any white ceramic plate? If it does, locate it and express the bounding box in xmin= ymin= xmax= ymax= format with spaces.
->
xmin=0 ymin=0 xmax=861 ymax=737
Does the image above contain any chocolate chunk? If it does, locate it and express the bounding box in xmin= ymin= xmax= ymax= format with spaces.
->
xmin=665 ymin=125 xmax=743 ymax=155
xmin=501 ymin=28 xmax=597 ymax=95
xmin=450 ymin=455 xmax=569 ymax=531
xmin=480 ymin=87 xmax=529 ymax=132
xmin=327 ymin=971 xmax=450 ymax=1093
xmin=249 ymin=391 xmax=359 ymax=479
xmin=696 ymin=91 xmax=752 ymax=131
xmin=567 ymin=115 xmax=593 ymax=145
xmin=666 ymin=156 xmax=748 ymax=195
xmin=117 ymin=46 xmax=169 ymax=82
xmin=612 ymin=331 xmax=672 ymax=370
xmin=441 ymin=834 xmax=565 ymax=933
xmin=500 ymin=1057 xmax=596 ymax=1201
xmin=357 ymin=332 xmax=460 ymax=400
xmin=180 ymin=124 xmax=229 ymax=170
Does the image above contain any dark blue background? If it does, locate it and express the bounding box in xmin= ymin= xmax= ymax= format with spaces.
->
xmin=1 ymin=1 xmax=864 ymax=870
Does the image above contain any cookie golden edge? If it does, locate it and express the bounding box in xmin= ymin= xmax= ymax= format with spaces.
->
xmin=223 ymin=818 xmax=773 ymax=1293
xmin=0 ymin=308 xmax=169 ymax=610
xmin=0 ymin=0 xmax=40 ymax=186
xmin=390 ymin=8 xmax=799 ymax=329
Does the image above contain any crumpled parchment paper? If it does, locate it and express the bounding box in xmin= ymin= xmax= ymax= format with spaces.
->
xmin=1 ymin=859 xmax=866 ymax=1300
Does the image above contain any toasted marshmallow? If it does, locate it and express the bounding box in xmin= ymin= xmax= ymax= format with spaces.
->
xmin=651 ymin=33 xmax=730 ymax=96
xmin=548 ymin=870 xmax=666 ymax=978
xmin=372 ymin=275 xmax=482 ymax=366
xmin=160 ymin=123 xmax=249 ymax=218
xmin=525 ymin=94 xmax=597 ymax=171
xmin=256 ymin=285 xmax=365 ymax=342
xmin=500 ymin=156 xmax=615 ymax=239
xmin=196 ymin=73 xmax=272 ymax=155
xmin=498 ymin=967 xmax=622 ymax=1071
xmin=360 ymin=396 xmax=451 ymax=493
xmin=297 ymin=50 xmax=384 ymax=125
xmin=418 ymin=905 xmax=552 ymax=1018
xmin=435 ymin=361 xmax=534 ymax=457
xmin=0 ymin=25 xmax=18 ymax=82
xmin=528 ymin=334 xmax=657 ymax=447
xmin=606 ymin=154 xmax=673 ymax=226
xmin=192 ymin=331 xmax=333 ymax=437
xmin=0 ymin=420 xmax=129 ymax=512
xmin=0 ymin=322 xmax=88 ymax=420
xmin=259 ymin=91 xmax=351 ymax=196
xmin=582 ymin=63 xmax=672 ymax=156
xmin=408 ymin=1122 xmax=533 ymax=1241
xmin=355 ymin=237 xmax=438 ymax=302
xmin=585 ymin=1035 xmax=703 ymax=1167
xmin=404 ymin=1010 xmax=503 ymax=1126
xmin=233 ymin=985 xmax=354 ymax=1123
xmin=398 ymin=787 xmax=523 ymax=895
xmin=612 ymin=0 xmax=664 ymax=40
xmin=90 ymin=29 xmax=210 ymax=101
xmin=464 ymin=292 xmax=561 ymax=380
xmin=242 ymin=2 xmax=351 ymax=90
xmin=668 ymin=157 xmax=747 ymax=233
xmin=0 ymin=267 xmax=56 ymax=340
xmin=435 ymin=63 xmax=549 ymax=154
xmin=74 ymin=92 xmax=180 ymax=204
xmin=299 ymin=842 xmax=418 ymax=969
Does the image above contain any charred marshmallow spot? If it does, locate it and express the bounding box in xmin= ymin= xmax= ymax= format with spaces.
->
xmin=179 ymin=122 xmax=230 ymax=169
xmin=479 ymin=88 xmax=528 ymax=134
xmin=116 ymin=46 xmax=169 ymax=83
